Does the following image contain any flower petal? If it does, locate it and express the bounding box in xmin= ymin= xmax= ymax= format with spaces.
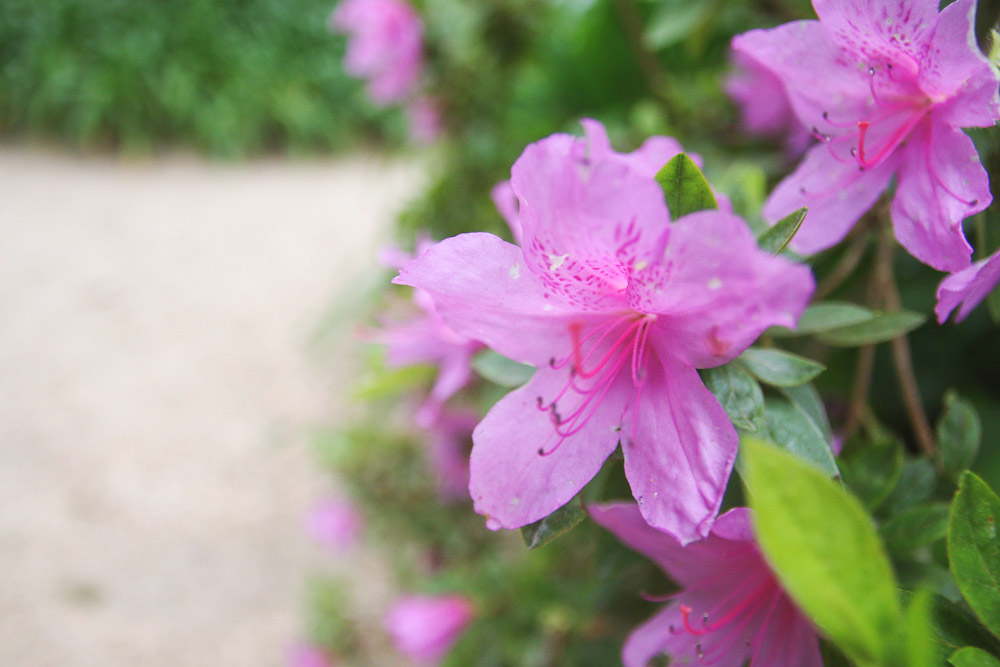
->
xmin=812 ymin=0 xmax=938 ymax=71
xmin=469 ymin=365 xmax=630 ymax=529
xmin=764 ymin=141 xmax=896 ymax=255
xmin=622 ymin=353 xmax=738 ymax=544
xmin=891 ymin=118 xmax=985 ymax=271
xmin=394 ymin=233 xmax=587 ymax=366
xmin=620 ymin=605 xmax=681 ymax=667
xmin=936 ymin=249 xmax=1000 ymax=323
xmin=491 ymin=180 xmax=522 ymax=245
xmin=637 ymin=211 xmax=814 ymax=368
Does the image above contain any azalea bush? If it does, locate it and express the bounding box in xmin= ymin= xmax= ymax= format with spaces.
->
xmin=301 ymin=0 xmax=1000 ymax=665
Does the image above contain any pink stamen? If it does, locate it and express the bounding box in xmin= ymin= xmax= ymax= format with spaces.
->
xmin=856 ymin=108 xmax=928 ymax=170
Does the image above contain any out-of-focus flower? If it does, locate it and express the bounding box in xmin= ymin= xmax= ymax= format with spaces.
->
xmin=385 ymin=595 xmax=475 ymax=664
xmin=936 ymin=247 xmax=1000 ymax=323
xmin=725 ymin=50 xmax=812 ymax=156
xmin=288 ymin=642 xmax=337 ymax=667
xmin=590 ymin=503 xmax=821 ymax=667
xmin=490 ymin=181 xmax=522 ymax=246
xmin=330 ymin=0 xmax=424 ymax=105
xmin=395 ymin=119 xmax=814 ymax=543
xmin=305 ymin=496 xmax=363 ymax=552
xmin=406 ymin=96 xmax=442 ymax=145
xmin=734 ymin=0 xmax=999 ymax=271
xmin=424 ymin=409 xmax=478 ymax=502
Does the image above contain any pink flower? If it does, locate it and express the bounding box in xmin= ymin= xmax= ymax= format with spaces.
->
xmin=490 ymin=180 xmax=522 ymax=246
xmin=330 ymin=0 xmax=424 ymax=105
xmin=385 ymin=595 xmax=475 ymax=664
xmin=376 ymin=238 xmax=484 ymax=426
xmin=936 ymin=247 xmax=1000 ymax=323
xmin=394 ymin=119 xmax=814 ymax=543
xmin=725 ymin=51 xmax=813 ymax=156
xmin=288 ymin=642 xmax=337 ymax=667
xmin=305 ymin=496 xmax=363 ymax=552
xmin=406 ymin=96 xmax=442 ymax=145
xmin=734 ymin=0 xmax=999 ymax=271
xmin=590 ymin=503 xmax=822 ymax=667
xmin=424 ymin=409 xmax=478 ymax=502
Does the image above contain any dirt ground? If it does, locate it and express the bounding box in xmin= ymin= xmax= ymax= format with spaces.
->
xmin=0 ymin=148 xmax=424 ymax=666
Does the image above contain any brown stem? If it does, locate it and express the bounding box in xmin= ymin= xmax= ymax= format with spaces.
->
xmin=611 ymin=0 xmax=676 ymax=120
xmin=844 ymin=343 xmax=875 ymax=438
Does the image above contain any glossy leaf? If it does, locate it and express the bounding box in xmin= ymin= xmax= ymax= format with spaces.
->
xmin=472 ymin=349 xmax=535 ymax=387
xmin=815 ymin=310 xmax=926 ymax=347
xmin=779 ymin=383 xmax=833 ymax=442
xmin=654 ymin=153 xmax=718 ymax=219
xmin=700 ymin=362 xmax=765 ymax=432
xmin=949 ymin=473 xmax=1000 ymax=640
xmin=764 ymin=397 xmax=839 ymax=477
xmin=757 ymin=207 xmax=807 ymax=254
xmin=938 ymin=390 xmax=982 ymax=480
xmin=740 ymin=347 xmax=825 ymax=387
xmin=743 ymin=438 xmax=901 ymax=667
xmin=950 ymin=647 xmax=1000 ymax=667
xmin=521 ymin=497 xmax=586 ymax=549
xmin=771 ymin=301 xmax=876 ymax=337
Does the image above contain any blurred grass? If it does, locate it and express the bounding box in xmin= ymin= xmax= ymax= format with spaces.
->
xmin=0 ymin=0 xmax=404 ymax=157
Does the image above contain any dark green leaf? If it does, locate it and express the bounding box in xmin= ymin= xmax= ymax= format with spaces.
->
xmin=949 ymin=472 xmax=1000 ymax=639
xmin=743 ymin=438 xmax=901 ymax=666
xmin=950 ymin=647 xmax=1000 ymax=667
xmin=771 ymin=301 xmax=876 ymax=337
xmin=520 ymin=498 xmax=586 ymax=549
xmin=740 ymin=347 xmax=825 ymax=387
xmin=816 ymin=310 xmax=926 ymax=346
xmin=471 ymin=349 xmax=535 ymax=387
xmin=757 ymin=207 xmax=807 ymax=254
xmin=882 ymin=459 xmax=939 ymax=515
xmin=933 ymin=594 xmax=1000 ymax=654
xmin=840 ymin=437 xmax=903 ymax=511
xmin=880 ymin=504 xmax=951 ymax=558
xmin=700 ymin=362 xmax=765 ymax=432
xmin=779 ymin=383 xmax=833 ymax=441
xmin=938 ymin=390 xmax=982 ymax=480
xmin=764 ymin=397 xmax=839 ymax=477
xmin=654 ymin=153 xmax=718 ymax=219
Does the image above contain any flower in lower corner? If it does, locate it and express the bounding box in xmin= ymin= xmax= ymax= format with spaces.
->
xmin=394 ymin=119 xmax=814 ymax=543
xmin=385 ymin=595 xmax=475 ymax=664
xmin=288 ymin=642 xmax=338 ymax=667
xmin=734 ymin=0 xmax=999 ymax=272
xmin=590 ymin=502 xmax=822 ymax=667
xmin=936 ymin=247 xmax=1000 ymax=323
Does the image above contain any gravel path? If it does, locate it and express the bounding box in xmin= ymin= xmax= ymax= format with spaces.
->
xmin=0 ymin=149 xmax=424 ymax=666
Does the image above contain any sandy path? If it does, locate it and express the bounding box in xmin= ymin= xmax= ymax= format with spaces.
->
xmin=0 ymin=149 xmax=423 ymax=666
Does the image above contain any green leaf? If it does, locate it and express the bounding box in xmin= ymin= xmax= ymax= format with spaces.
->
xmin=779 ymin=383 xmax=833 ymax=441
xmin=880 ymin=504 xmax=951 ymax=559
xmin=654 ymin=153 xmax=718 ymax=219
xmin=471 ymin=349 xmax=535 ymax=387
xmin=933 ymin=594 xmax=1000 ymax=655
xmin=906 ymin=589 xmax=939 ymax=667
xmin=840 ymin=437 xmax=903 ymax=511
xmin=938 ymin=390 xmax=982 ymax=480
xmin=757 ymin=207 xmax=807 ymax=254
xmin=700 ymin=362 xmax=765 ymax=432
xmin=742 ymin=438 xmax=901 ymax=666
xmin=882 ymin=459 xmax=938 ymax=515
xmin=815 ymin=310 xmax=926 ymax=346
xmin=950 ymin=647 xmax=1000 ymax=667
xmin=948 ymin=472 xmax=1000 ymax=640
xmin=740 ymin=347 xmax=825 ymax=387
xmin=794 ymin=301 xmax=878 ymax=335
xmin=520 ymin=497 xmax=586 ymax=549
xmin=763 ymin=397 xmax=839 ymax=477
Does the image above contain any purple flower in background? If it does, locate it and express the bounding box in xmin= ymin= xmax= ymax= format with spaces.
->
xmin=407 ymin=96 xmax=442 ymax=145
xmin=725 ymin=51 xmax=812 ymax=156
xmin=288 ymin=643 xmax=337 ymax=667
xmin=424 ymin=409 xmax=478 ymax=502
xmin=734 ymin=0 xmax=999 ymax=271
xmin=330 ymin=0 xmax=424 ymax=105
xmin=590 ymin=503 xmax=822 ymax=667
xmin=385 ymin=595 xmax=475 ymax=664
xmin=305 ymin=496 xmax=362 ymax=552
xmin=395 ymin=119 xmax=814 ymax=543
xmin=491 ymin=180 xmax=523 ymax=245
xmin=936 ymin=247 xmax=1000 ymax=323
xmin=376 ymin=238 xmax=483 ymax=426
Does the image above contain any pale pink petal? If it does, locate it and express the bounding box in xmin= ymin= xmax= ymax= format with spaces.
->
xmin=936 ymin=249 xmax=1000 ymax=323
xmin=490 ymin=180 xmax=522 ymax=245
xmin=394 ymin=233 xmax=586 ymax=366
xmin=288 ymin=642 xmax=337 ymax=667
xmin=621 ymin=605 xmax=682 ymax=667
xmin=638 ymin=211 xmax=814 ymax=368
xmin=621 ymin=354 xmax=738 ymax=544
xmin=305 ymin=497 xmax=362 ymax=552
xmin=385 ymin=595 xmax=475 ymax=663
xmin=469 ymin=365 xmax=630 ymax=529
xmin=891 ymin=118 xmax=985 ymax=271
xmin=709 ymin=507 xmax=755 ymax=542
xmin=812 ymin=0 xmax=939 ymax=71
xmin=726 ymin=50 xmax=800 ymax=137
xmin=764 ymin=141 xmax=896 ymax=255
xmin=406 ymin=96 xmax=441 ymax=144
xmin=580 ymin=118 xmax=688 ymax=178
xmin=425 ymin=409 xmax=478 ymax=501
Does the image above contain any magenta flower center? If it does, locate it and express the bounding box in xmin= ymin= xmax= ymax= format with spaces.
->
xmin=535 ymin=313 xmax=657 ymax=456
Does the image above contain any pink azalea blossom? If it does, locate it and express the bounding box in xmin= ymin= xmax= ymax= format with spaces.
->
xmin=936 ymin=247 xmax=1000 ymax=323
xmin=424 ymin=409 xmax=479 ymax=502
xmin=394 ymin=119 xmax=814 ymax=543
xmin=330 ymin=0 xmax=424 ymax=105
xmin=590 ymin=503 xmax=822 ymax=667
xmin=376 ymin=238 xmax=483 ymax=426
xmin=288 ymin=642 xmax=337 ymax=667
xmin=305 ymin=496 xmax=363 ymax=552
xmin=491 ymin=180 xmax=522 ymax=245
xmin=385 ymin=595 xmax=475 ymax=664
xmin=734 ymin=0 xmax=999 ymax=271
xmin=725 ymin=50 xmax=813 ymax=156
xmin=407 ymin=96 xmax=442 ymax=145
